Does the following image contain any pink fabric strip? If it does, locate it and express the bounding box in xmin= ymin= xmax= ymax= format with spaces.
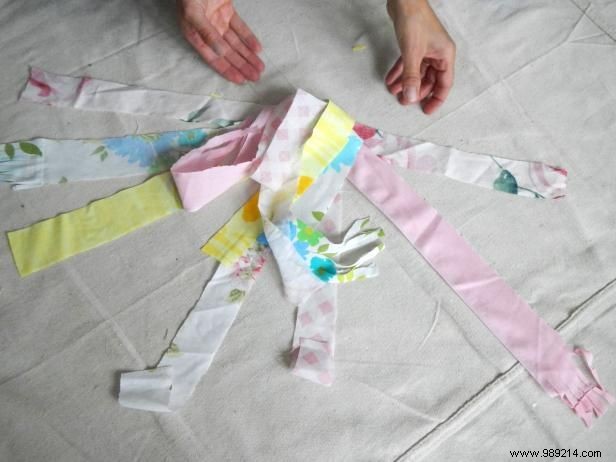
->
xmin=170 ymin=108 xmax=273 ymax=211
xmin=348 ymin=150 xmax=613 ymax=426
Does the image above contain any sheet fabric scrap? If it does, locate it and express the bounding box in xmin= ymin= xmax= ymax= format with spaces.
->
xmin=122 ymin=92 xmax=610 ymax=420
xmin=21 ymin=67 xmax=261 ymax=125
xmin=120 ymin=242 xmax=270 ymax=412
xmin=6 ymin=69 xmax=609 ymax=425
xmin=8 ymin=68 xmax=567 ymax=198
xmin=0 ymin=127 xmax=224 ymax=189
xmin=7 ymin=173 xmax=182 ymax=276
xmin=348 ymin=150 xmax=614 ymax=427
xmin=121 ymin=91 xmax=383 ymax=408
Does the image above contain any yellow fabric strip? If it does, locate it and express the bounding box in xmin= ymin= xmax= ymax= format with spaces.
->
xmin=201 ymin=192 xmax=263 ymax=264
xmin=296 ymin=102 xmax=354 ymax=196
xmin=8 ymin=173 xmax=181 ymax=276
xmin=203 ymin=101 xmax=356 ymax=266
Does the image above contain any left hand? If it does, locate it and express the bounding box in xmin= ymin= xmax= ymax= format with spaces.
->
xmin=385 ymin=0 xmax=456 ymax=114
xmin=177 ymin=0 xmax=264 ymax=84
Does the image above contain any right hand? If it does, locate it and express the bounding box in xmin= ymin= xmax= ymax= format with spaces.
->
xmin=385 ymin=0 xmax=456 ymax=114
xmin=177 ymin=0 xmax=265 ymax=84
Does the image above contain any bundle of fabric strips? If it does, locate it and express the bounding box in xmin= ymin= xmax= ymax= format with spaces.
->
xmin=2 ymin=68 xmax=612 ymax=424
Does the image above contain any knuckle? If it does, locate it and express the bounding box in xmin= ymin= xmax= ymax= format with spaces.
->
xmin=199 ymin=29 xmax=215 ymax=43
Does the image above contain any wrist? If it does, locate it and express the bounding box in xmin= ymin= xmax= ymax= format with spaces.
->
xmin=387 ymin=0 xmax=431 ymax=19
xmin=387 ymin=0 xmax=429 ymax=10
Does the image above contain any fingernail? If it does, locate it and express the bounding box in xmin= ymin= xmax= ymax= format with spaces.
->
xmin=403 ymin=86 xmax=418 ymax=103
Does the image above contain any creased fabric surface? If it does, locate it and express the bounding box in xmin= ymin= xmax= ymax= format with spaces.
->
xmin=1 ymin=1 xmax=615 ymax=461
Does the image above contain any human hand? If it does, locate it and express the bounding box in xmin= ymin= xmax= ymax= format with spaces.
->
xmin=178 ymin=0 xmax=264 ymax=84
xmin=385 ymin=0 xmax=456 ymax=114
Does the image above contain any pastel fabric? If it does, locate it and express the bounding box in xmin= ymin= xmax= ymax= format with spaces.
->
xmin=348 ymin=150 xmax=614 ymax=427
xmin=120 ymin=91 xmax=385 ymax=409
xmin=9 ymin=68 xmax=568 ymax=198
xmin=7 ymin=173 xmax=182 ymax=276
xmin=0 ymin=128 xmax=219 ymax=189
xmin=122 ymin=91 xmax=610 ymax=422
xmin=21 ymin=67 xmax=261 ymax=125
xmin=7 ymin=72 xmax=609 ymax=425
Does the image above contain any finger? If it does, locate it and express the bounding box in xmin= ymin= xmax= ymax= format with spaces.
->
xmin=181 ymin=22 xmax=245 ymax=84
xmin=386 ymin=58 xmax=426 ymax=90
xmin=187 ymin=14 xmax=260 ymax=82
xmin=422 ymin=46 xmax=455 ymax=114
xmin=385 ymin=58 xmax=403 ymax=85
xmin=420 ymin=60 xmax=428 ymax=79
xmin=421 ymin=66 xmax=453 ymax=115
xmin=387 ymin=72 xmax=404 ymax=95
xmin=230 ymin=13 xmax=262 ymax=52
xmin=224 ymin=28 xmax=265 ymax=74
xmin=187 ymin=12 xmax=231 ymax=58
xmin=419 ymin=65 xmax=437 ymax=100
xmin=400 ymin=48 xmax=424 ymax=105
xmin=221 ymin=39 xmax=262 ymax=81
xmin=387 ymin=79 xmax=403 ymax=96
xmin=388 ymin=64 xmax=434 ymax=98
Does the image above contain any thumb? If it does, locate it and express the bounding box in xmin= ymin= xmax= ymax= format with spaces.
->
xmin=401 ymin=50 xmax=423 ymax=104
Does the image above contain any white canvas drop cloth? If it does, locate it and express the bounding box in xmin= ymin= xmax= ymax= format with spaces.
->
xmin=1 ymin=1 xmax=615 ymax=461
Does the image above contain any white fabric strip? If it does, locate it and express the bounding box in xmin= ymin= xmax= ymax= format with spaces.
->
xmin=290 ymin=196 xmax=342 ymax=385
xmin=21 ymin=67 xmax=262 ymax=126
xmin=353 ymin=124 xmax=568 ymax=199
xmin=119 ymin=244 xmax=268 ymax=412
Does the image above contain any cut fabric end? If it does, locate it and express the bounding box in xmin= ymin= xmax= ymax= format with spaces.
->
xmin=566 ymin=385 xmax=615 ymax=427
xmin=291 ymin=338 xmax=334 ymax=387
xmin=563 ymin=347 xmax=615 ymax=426
xmin=118 ymin=367 xmax=173 ymax=412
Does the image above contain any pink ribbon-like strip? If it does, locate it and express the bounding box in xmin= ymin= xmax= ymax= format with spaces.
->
xmin=170 ymin=108 xmax=274 ymax=211
xmin=348 ymin=150 xmax=614 ymax=426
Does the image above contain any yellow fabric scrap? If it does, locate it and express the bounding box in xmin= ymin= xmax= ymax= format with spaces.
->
xmin=8 ymin=173 xmax=181 ymax=276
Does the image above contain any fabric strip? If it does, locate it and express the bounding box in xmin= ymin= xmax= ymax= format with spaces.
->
xmin=7 ymin=173 xmax=181 ymax=276
xmin=347 ymin=150 xmax=613 ymax=426
xmin=1 ymin=128 xmax=219 ymax=190
xmin=352 ymin=122 xmax=568 ymax=199
xmin=21 ymin=67 xmax=262 ymax=125
xmin=119 ymin=243 xmax=268 ymax=412
xmin=290 ymin=195 xmax=342 ymax=385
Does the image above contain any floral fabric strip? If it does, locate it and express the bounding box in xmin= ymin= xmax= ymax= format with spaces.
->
xmin=354 ymin=123 xmax=568 ymax=199
xmin=119 ymin=242 xmax=269 ymax=412
xmin=348 ymin=150 xmax=613 ymax=426
xmin=1 ymin=128 xmax=218 ymax=189
xmin=21 ymin=67 xmax=261 ymax=126
xmin=13 ymin=68 xmax=568 ymax=198
xmin=290 ymin=195 xmax=342 ymax=386
xmin=249 ymin=94 xmax=383 ymax=386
